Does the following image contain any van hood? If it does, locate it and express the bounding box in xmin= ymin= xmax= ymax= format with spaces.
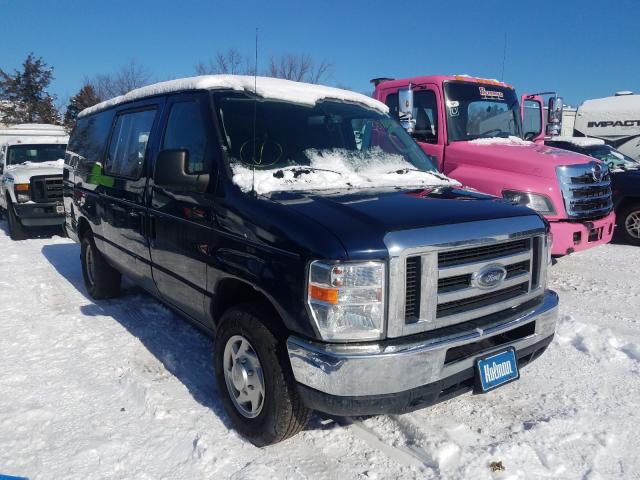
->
xmin=5 ymin=161 xmax=64 ymax=183
xmin=269 ymin=186 xmax=540 ymax=259
xmin=448 ymin=140 xmax=596 ymax=178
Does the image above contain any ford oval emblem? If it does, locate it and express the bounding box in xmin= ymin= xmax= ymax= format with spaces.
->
xmin=472 ymin=264 xmax=507 ymax=289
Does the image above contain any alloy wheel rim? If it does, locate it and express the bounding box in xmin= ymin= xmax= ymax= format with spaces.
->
xmin=223 ymin=335 xmax=265 ymax=418
xmin=625 ymin=211 xmax=640 ymax=239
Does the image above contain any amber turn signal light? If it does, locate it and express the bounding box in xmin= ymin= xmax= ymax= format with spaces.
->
xmin=308 ymin=284 xmax=338 ymax=304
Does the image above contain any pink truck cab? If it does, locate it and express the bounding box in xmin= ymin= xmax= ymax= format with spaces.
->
xmin=372 ymin=75 xmax=616 ymax=256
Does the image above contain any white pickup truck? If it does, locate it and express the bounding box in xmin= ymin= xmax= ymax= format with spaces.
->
xmin=0 ymin=124 xmax=68 ymax=240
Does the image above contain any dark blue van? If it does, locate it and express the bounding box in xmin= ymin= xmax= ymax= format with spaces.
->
xmin=64 ymin=75 xmax=558 ymax=445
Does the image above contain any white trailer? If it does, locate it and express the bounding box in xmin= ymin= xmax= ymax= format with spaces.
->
xmin=573 ymin=92 xmax=640 ymax=161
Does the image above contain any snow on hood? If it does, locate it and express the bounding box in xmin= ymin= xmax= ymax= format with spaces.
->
xmin=7 ymin=159 xmax=64 ymax=170
xmin=551 ymin=136 xmax=605 ymax=147
xmin=468 ymin=136 xmax=533 ymax=146
xmin=80 ymin=75 xmax=388 ymax=118
xmin=231 ymin=148 xmax=458 ymax=195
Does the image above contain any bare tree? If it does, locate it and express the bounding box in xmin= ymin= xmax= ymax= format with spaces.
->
xmin=195 ymin=48 xmax=332 ymax=84
xmin=195 ymin=48 xmax=247 ymax=75
xmin=267 ymin=54 xmax=332 ymax=84
xmin=86 ymin=60 xmax=153 ymax=101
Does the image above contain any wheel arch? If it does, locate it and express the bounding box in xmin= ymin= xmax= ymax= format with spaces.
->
xmin=212 ymin=277 xmax=287 ymax=335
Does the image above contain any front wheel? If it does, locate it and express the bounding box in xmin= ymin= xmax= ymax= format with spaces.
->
xmin=81 ymin=234 xmax=121 ymax=299
xmin=7 ymin=202 xmax=27 ymax=241
xmin=618 ymin=204 xmax=640 ymax=246
xmin=214 ymin=303 xmax=311 ymax=446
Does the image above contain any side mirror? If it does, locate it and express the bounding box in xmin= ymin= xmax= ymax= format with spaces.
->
xmin=154 ymin=149 xmax=209 ymax=193
xmin=546 ymin=96 xmax=563 ymax=136
xmin=398 ymin=87 xmax=416 ymax=133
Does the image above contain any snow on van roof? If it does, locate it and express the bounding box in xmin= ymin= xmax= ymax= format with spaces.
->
xmin=79 ymin=75 xmax=389 ymax=118
xmin=1 ymin=135 xmax=69 ymax=147
xmin=550 ymin=136 xmax=605 ymax=147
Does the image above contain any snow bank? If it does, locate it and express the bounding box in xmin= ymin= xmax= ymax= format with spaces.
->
xmin=80 ymin=75 xmax=388 ymax=118
xmin=469 ymin=136 xmax=532 ymax=146
xmin=551 ymin=136 xmax=605 ymax=147
xmin=231 ymin=148 xmax=458 ymax=194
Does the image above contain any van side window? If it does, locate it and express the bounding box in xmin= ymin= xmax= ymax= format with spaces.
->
xmin=69 ymin=110 xmax=115 ymax=162
xmin=385 ymin=93 xmax=399 ymax=120
xmin=413 ymin=91 xmax=438 ymax=144
xmin=162 ymin=101 xmax=207 ymax=174
xmin=105 ymin=109 xmax=156 ymax=178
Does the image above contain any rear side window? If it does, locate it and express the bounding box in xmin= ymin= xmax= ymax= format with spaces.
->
xmin=106 ymin=109 xmax=156 ymax=178
xmin=69 ymin=110 xmax=115 ymax=161
xmin=162 ymin=101 xmax=208 ymax=173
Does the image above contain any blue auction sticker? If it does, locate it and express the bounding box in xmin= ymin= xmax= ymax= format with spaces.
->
xmin=0 ymin=475 xmax=28 ymax=480
xmin=476 ymin=348 xmax=520 ymax=392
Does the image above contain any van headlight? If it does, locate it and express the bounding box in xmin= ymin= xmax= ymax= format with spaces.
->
xmin=307 ymin=261 xmax=385 ymax=341
xmin=503 ymin=190 xmax=556 ymax=215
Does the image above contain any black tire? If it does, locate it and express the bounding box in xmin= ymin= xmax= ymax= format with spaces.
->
xmin=214 ymin=303 xmax=311 ymax=446
xmin=618 ymin=204 xmax=640 ymax=246
xmin=7 ymin=202 xmax=28 ymax=241
xmin=80 ymin=234 xmax=121 ymax=299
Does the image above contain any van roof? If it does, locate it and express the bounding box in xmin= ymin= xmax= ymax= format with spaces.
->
xmin=79 ymin=75 xmax=388 ymax=118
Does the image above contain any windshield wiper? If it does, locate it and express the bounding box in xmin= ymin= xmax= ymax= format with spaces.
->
xmin=388 ymin=168 xmax=450 ymax=181
xmin=272 ymin=166 xmax=342 ymax=179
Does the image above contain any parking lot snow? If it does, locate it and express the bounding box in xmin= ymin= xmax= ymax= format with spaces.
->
xmin=0 ymin=222 xmax=638 ymax=479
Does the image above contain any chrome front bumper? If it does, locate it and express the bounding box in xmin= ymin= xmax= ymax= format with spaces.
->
xmin=287 ymin=290 xmax=558 ymax=397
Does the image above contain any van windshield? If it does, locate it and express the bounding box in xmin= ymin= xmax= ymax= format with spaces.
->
xmin=444 ymin=81 xmax=522 ymax=142
xmin=6 ymin=144 xmax=67 ymax=166
xmin=213 ymin=93 xmax=454 ymax=194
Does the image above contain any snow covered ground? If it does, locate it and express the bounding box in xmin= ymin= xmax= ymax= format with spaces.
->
xmin=0 ymin=222 xmax=638 ymax=480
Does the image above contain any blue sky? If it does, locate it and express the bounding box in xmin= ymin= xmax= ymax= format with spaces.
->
xmin=1 ymin=0 xmax=639 ymax=107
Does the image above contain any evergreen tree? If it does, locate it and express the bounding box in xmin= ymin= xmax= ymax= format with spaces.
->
xmin=64 ymin=84 xmax=100 ymax=128
xmin=0 ymin=53 xmax=60 ymax=124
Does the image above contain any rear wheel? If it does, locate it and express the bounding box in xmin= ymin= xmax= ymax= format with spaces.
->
xmin=7 ymin=202 xmax=27 ymax=241
xmin=81 ymin=234 xmax=121 ymax=299
xmin=214 ymin=303 xmax=311 ymax=446
xmin=618 ymin=204 xmax=640 ymax=246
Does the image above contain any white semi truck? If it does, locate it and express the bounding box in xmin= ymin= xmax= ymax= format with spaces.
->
xmin=0 ymin=124 xmax=68 ymax=240
xmin=573 ymin=91 xmax=640 ymax=161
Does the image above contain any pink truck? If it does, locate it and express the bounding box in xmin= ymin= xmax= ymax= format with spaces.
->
xmin=372 ymin=75 xmax=616 ymax=256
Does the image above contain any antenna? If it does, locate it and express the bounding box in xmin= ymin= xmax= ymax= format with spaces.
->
xmin=250 ymin=27 xmax=258 ymax=197
xmin=500 ymin=33 xmax=507 ymax=81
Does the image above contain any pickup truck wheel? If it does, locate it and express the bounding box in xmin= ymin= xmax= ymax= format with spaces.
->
xmin=619 ymin=204 xmax=640 ymax=246
xmin=81 ymin=235 xmax=121 ymax=299
xmin=7 ymin=203 xmax=28 ymax=241
xmin=214 ymin=303 xmax=311 ymax=446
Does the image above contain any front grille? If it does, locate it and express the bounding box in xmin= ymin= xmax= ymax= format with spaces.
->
xmin=399 ymin=233 xmax=546 ymax=334
xmin=405 ymin=256 xmax=421 ymax=320
xmin=557 ymin=164 xmax=613 ymax=219
xmin=438 ymin=238 xmax=529 ymax=267
xmin=30 ymin=175 xmax=63 ymax=202
xmin=436 ymin=282 xmax=529 ymax=318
